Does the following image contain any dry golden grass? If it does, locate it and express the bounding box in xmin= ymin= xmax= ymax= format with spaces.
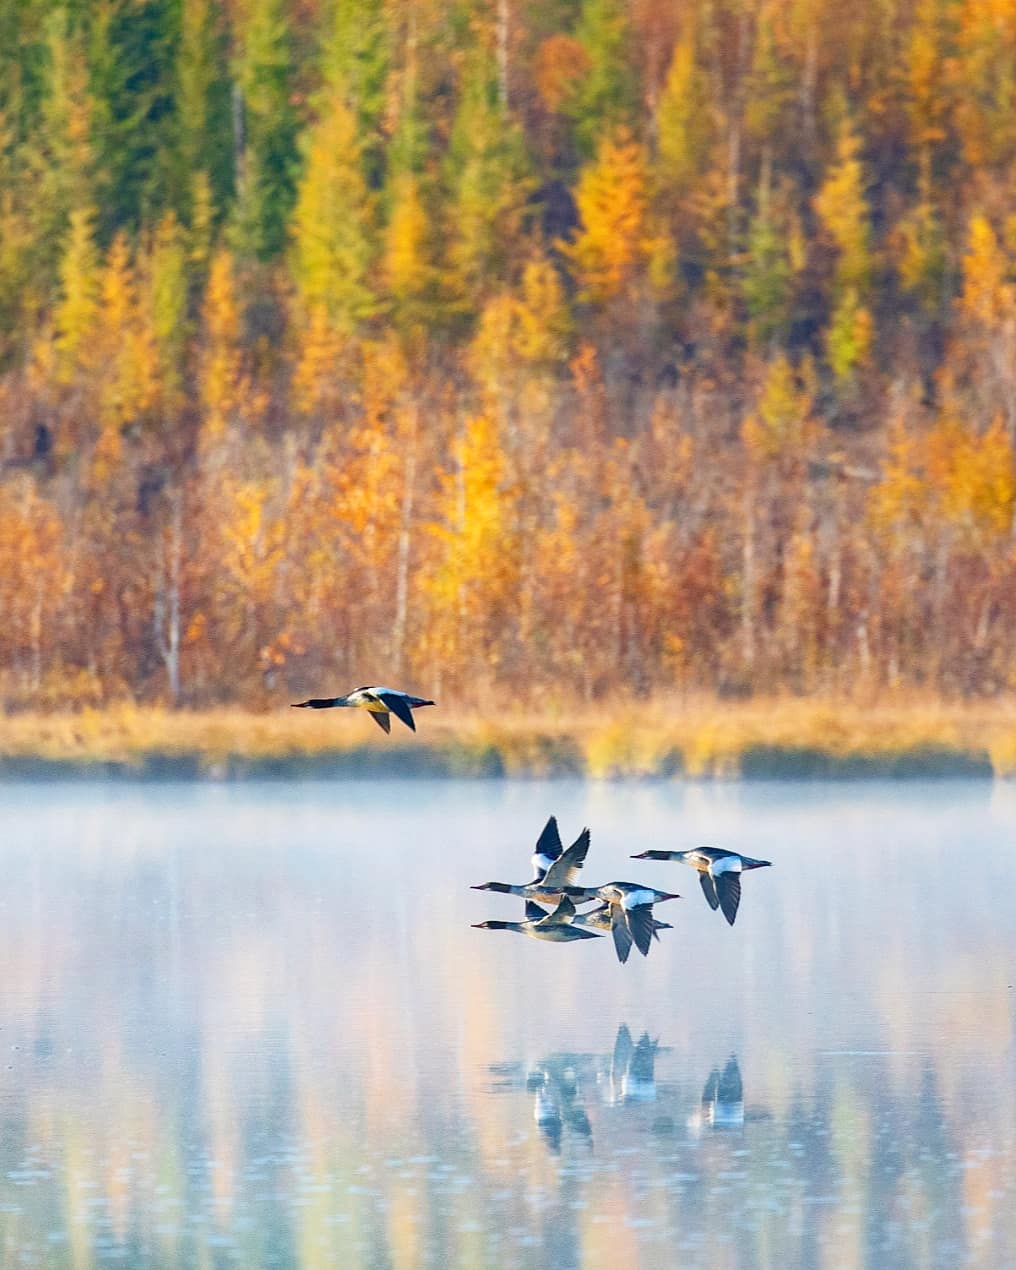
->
xmin=0 ymin=696 xmax=1014 ymax=776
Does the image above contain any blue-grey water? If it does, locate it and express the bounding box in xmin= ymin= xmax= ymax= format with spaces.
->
xmin=0 ymin=778 xmax=1014 ymax=1268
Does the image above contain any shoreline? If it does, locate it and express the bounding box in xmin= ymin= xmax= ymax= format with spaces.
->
xmin=0 ymin=702 xmax=1010 ymax=780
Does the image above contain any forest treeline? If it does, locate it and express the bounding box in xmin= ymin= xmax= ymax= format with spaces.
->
xmin=0 ymin=0 xmax=1014 ymax=708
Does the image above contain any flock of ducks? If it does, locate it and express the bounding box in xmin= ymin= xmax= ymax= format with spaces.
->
xmin=292 ymin=683 xmax=774 ymax=956
xmin=471 ymin=815 xmax=772 ymax=961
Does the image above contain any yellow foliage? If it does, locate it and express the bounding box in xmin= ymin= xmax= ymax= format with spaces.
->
xmin=361 ymin=336 xmax=409 ymax=427
xmin=926 ymin=414 xmax=1014 ymax=536
xmin=952 ymin=0 xmax=1016 ymax=166
xmin=742 ymin=354 xmax=818 ymax=462
xmin=894 ymin=196 xmax=945 ymax=310
xmin=290 ymin=94 xmax=375 ymax=327
xmin=324 ymin=423 xmax=402 ymax=567
xmin=384 ymin=171 xmax=431 ymax=310
xmin=291 ymin=304 xmax=348 ymax=417
xmin=960 ymin=212 xmax=1015 ymax=326
xmin=905 ymin=0 xmax=948 ymax=146
xmin=655 ymin=30 xmax=706 ymax=194
xmin=98 ymin=233 xmax=159 ymax=431
xmin=559 ymin=130 xmax=650 ymax=305
xmin=869 ymin=412 xmax=1015 ymax=542
xmin=423 ymin=414 xmax=517 ymax=670
xmin=469 ymin=256 xmax=571 ymax=399
xmin=868 ymin=417 xmax=927 ymax=534
xmin=825 ymin=288 xmax=873 ymax=384
xmin=200 ymin=249 xmax=245 ymax=438
xmin=515 ymin=257 xmax=570 ymax=362
xmin=813 ymin=124 xmax=871 ymax=294
xmin=219 ymin=478 xmax=285 ymax=600
xmin=53 ymin=207 xmax=100 ymax=383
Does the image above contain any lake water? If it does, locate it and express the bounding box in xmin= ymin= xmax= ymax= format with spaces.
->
xmin=0 ymin=778 xmax=1014 ymax=1268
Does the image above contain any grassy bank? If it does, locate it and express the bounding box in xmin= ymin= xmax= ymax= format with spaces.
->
xmin=0 ymin=699 xmax=1013 ymax=779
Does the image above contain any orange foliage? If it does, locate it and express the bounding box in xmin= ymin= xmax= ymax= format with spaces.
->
xmin=534 ymin=35 xmax=592 ymax=113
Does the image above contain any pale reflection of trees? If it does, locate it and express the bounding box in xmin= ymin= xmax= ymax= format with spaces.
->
xmin=0 ymin=790 xmax=1013 ymax=1267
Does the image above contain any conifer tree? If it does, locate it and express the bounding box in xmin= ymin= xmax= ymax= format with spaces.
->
xmin=32 ymin=9 xmax=95 ymax=270
xmin=654 ymin=24 xmax=707 ymax=198
xmin=566 ymin=0 xmax=634 ymax=156
xmin=814 ymin=123 xmax=874 ymax=384
xmin=144 ymin=210 xmax=189 ymax=418
xmin=53 ymin=205 xmax=101 ymax=384
xmin=444 ymin=47 xmax=531 ymax=308
xmin=560 ymin=129 xmax=649 ymax=307
xmin=175 ymin=0 xmax=232 ymax=220
xmin=199 ymin=248 xmax=245 ymax=438
xmin=290 ymin=92 xmax=376 ymax=328
xmin=741 ymin=162 xmax=795 ymax=348
xmin=86 ymin=0 xmax=177 ymax=238
xmin=230 ymin=0 xmax=299 ymax=259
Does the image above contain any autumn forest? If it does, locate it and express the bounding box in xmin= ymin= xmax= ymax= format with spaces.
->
xmin=0 ymin=0 xmax=1014 ymax=713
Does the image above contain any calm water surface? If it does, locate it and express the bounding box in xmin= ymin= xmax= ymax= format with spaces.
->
xmin=0 ymin=778 xmax=1014 ymax=1268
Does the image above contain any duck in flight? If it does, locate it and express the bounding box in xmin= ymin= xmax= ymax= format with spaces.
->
xmin=472 ymin=818 xmax=591 ymax=906
xmin=562 ymin=883 xmax=680 ymax=962
xmin=630 ymin=848 xmax=771 ymax=926
xmin=290 ymin=686 xmax=435 ymax=733
xmin=523 ymin=895 xmax=672 ymax=963
xmin=571 ymin=901 xmax=672 ymax=962
xmin=472 ymin=896 xmax=603 ymax=944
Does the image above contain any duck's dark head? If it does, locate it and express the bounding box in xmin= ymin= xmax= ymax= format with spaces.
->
xmin=472 ymin=920 xmax=512 ymax=930
xmin=630 ymin=849 xmax=680 ymax=861
xmin=471 ymin=881 xmax=513 ymax=894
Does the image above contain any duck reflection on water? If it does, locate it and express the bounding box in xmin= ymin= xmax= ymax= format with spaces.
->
xmin=491 ymin=1033 xmax=773 ymax=1155
xmin=602 ymin=1023 xmax=660 ymax=1105
xmin=528 ymin=1062 xmax=594 ymax=1154
xmin=685 ymin=1055 xmax=771 ymax=1136
xmin=489 ymin=1025 xmax=665 ymax=1154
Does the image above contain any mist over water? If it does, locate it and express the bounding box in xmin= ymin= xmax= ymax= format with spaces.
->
xmin=0 ymin=778 xmax=1013 ymax=1267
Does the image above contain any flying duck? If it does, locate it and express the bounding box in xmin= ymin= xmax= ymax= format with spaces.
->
xmin=471 ymin=896 xmax=603 ymax=944
xmin=572 ymin=901 xmax=672 ymax=959
xmin=290 ymin=685 xmax=435 ymax=733
xmin=630 ymin=848 xmax=771 ymax=926
xmin=472 ymin=819 xmax=591 ymax=905
xmin=562 ymin=883 xmax=680 ymax=962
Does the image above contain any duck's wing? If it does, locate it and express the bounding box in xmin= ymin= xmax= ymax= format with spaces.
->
xmin=542 ymin=828 xmax=590 ymax=888
xmin=543 ymin=895 xmax=577 ymax=924
xmin=531 ymin=816 xmax=563 ymax=880
xmin=375 ymin=690 xmax=416 ymax=731
xmin=715 ymin=872 xmax=741 ymax=925
xmin=531 ymin=896 xmax=575 ymax=926
xmin=625 ymin=903 xmax=656 ymax=957
xmin=369 ymin=709 xmax=392 ymax=734
xmin=525 ymin=900 xmax=550 ymax=922
xmin=610 ymin=909 xmax=633 ymax=964
xmin=699 ymin=871 xmax=719 ymax=910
